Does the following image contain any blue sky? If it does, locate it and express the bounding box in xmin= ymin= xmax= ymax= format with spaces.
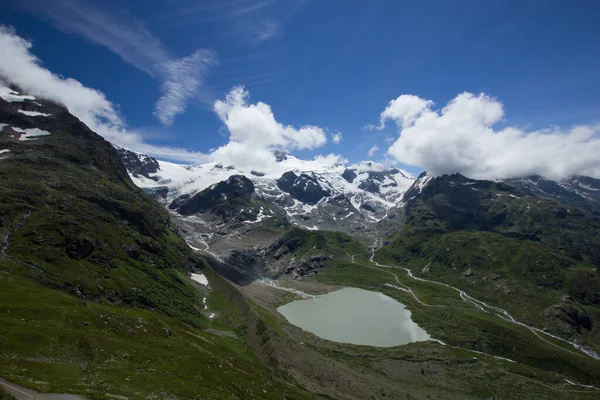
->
xmin=1 ymin=0 xmax=600 ymax=178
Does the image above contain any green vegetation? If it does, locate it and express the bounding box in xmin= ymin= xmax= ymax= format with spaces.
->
xmin=0 ymin=387 xmax=16 ymax=400
xmin=376 ymin=174 xmax=600 ymax=346
xmin=0 ymin=260 xmax=309 ymax=399
xmin=0 ymin=102 xmax=309 ymax=398
xmin=282 ymin=227 xmax=365 ymax=259
xmin=315 ymin=258 xmax=600 ymax=391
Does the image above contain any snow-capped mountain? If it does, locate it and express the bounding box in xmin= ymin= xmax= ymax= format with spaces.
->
xmin=505 ymin=175 xmax=600 ymax=206
xmin=117 ymin=146 xmax=600 ymax=241
xmin=117 ymin=147 xmax=415 ymax=233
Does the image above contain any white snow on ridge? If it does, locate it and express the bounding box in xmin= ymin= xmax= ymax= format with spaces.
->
xmin=576 ymin=182 xmax=600 ymax=192
xmin=13 ymin=127 xmax=52 ymax=141
xmin=415 ymin=173 xmax=432 ymax=192
xmin=0 ymin=87 xmax=35 ymax=103
xmin=0 ymin=149 xmax=10 ymax=155
xmin=0 ymin=123 xmax=7 ymax=132
xmin=124 ymin=149 xmax=418 ymax=225
xmin=18 ymin=110 xmax=51 ymax=117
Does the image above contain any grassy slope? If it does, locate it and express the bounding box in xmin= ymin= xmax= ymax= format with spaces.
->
xmin=376 ymin=176 xmax=600 ymax=345
xmin=280 ymin=228 xmax=365 ymax=260
xmin=0 ymin=97 xmax=309 ymax=398
xmin=268 ymin=226 xmax=600 ymax=394
xmin=315 ymin=259 xmax=600 ymax=396
xmin=0 ymin=261 xmax=309 ymax=399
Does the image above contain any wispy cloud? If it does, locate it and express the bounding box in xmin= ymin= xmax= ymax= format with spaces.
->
xmin=252 ymin=20 xmax=281 ymax=43
xmin=154 ymin=0 xmax=282 ymax=45
xmin=154 ymin=50 xmax=215 ymax=125
xmin=16 ymin=0 xmax=215 ymax=126
xmin=213 ymin=0 xmax=275 ymax=20
xmin=368 ymin=145 xmax=379 ymax=157
xmin=332 ymin=132 xmax=343 ymax=144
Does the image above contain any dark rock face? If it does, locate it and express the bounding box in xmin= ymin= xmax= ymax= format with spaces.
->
xmin=543 ymin=297 xmax=593 ymax=336
xmin=358 ymin=179 xmax=380 ymax=194
xmin=276 ymin=171 xmax=297 ymax=193
xmin=268 ymin=236 xmax=304 ymax=259
xmin=342 ymin=169 xmax=357 ymax=183
xmin=272 ymin=149 xmax=288 ymax=162
xmin=276 ymin=172 xmax=330 ymax=205
xmin=170 ymin=175 xmax=255 ymax=217
xmin=286 ymin=255 xmax=331 ymax=279
xmin=66 ymin=238 xmax=95 ymax=260
xmin=360 ymin=203 xmax=377 ymax=213
xmin=116 ymin=147 xmax=160 ymax=181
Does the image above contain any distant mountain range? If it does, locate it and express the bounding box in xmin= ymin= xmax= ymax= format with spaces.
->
xmin=117 ymin=146 xmax=600 ymax=236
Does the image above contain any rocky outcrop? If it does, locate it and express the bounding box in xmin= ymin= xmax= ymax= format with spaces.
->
xmin=272 ymin=149 xmax=289 ymax=162
xmin=285 ymin=254 xmax=331 ymax=279
xmin=276 ymin=172 xmax=330 ymax=205
xmin=543 ymin=297 xmax=593 ymax=337
xmin=342 ymin=168 xmax=357 ymax=183
xmin=170 ymin=175 xmax=256 ymax=218
xmin=116 ymin=147 xmax=160 ymax=181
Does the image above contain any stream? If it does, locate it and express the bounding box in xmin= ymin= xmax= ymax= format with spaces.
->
xmin=366 ymin=237 xmax=600 ymax=362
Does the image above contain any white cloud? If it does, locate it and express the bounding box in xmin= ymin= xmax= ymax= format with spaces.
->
xmin=211 ymin=86 xmax=328 ymax=169
xmin=154 ymin=50 xmax=215 ymax=125
xmin=381 ymin=92 xmax=600 ymax=180
xmin=379 ymin=95 xmax=435 ymax=130
xmin=253 ymin=20 xmax=281 ymax=43
xmin=368 ymin=145 xmax=379 ymax=157
xmin=0 ymin=26 xmax=209 ymax=164
xmin=16 ymin=0 xmax=214 ymax=126
xmin=332 ymin=132 xmax=343 ymax=144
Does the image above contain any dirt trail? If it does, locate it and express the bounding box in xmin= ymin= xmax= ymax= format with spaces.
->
xmin=363 ymin=236 xmax=600 ymax=362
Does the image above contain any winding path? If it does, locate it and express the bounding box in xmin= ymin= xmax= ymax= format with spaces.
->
xmin=185 ymin=232 xmax=600 ymax=393
xmin=363 ymin=237 xmax=600 ymax=362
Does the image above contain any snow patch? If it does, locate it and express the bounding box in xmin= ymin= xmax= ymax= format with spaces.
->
xmin=0 ymin=87 xmax=35 ymax=103
xmin=577 ymin=182 xmax=600 ymax=192
xmin=191 ymin=273 xmax=209 ymax=286
xmin=13 ymin=127 xmax=51 ymax=141
xmin=245 ymin=207 xmax=269 ymax=224
xmin=18 ymin=110 xmax=51 ymax=117
xmin=416 ymin=174 xmax=432 ymax=192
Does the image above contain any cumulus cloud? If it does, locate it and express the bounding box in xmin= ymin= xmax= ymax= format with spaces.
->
xmin=381 ymin=92 xmax=600 ymax=180
xmin=211 ymin=86 xmax=328 ymax=169
xmin=368 ymin=145 xmax=379 ymax=157
xmin=0 ymin=26 xmax=209 ymax=163
xmin=332 ymin=132 xmax=343 ymax=144
xmin=16 ymin=0 xmax=214 ymax=126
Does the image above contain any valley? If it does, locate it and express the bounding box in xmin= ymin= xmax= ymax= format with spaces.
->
xmin=1 ymin=84 xmax=600 ymax=399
